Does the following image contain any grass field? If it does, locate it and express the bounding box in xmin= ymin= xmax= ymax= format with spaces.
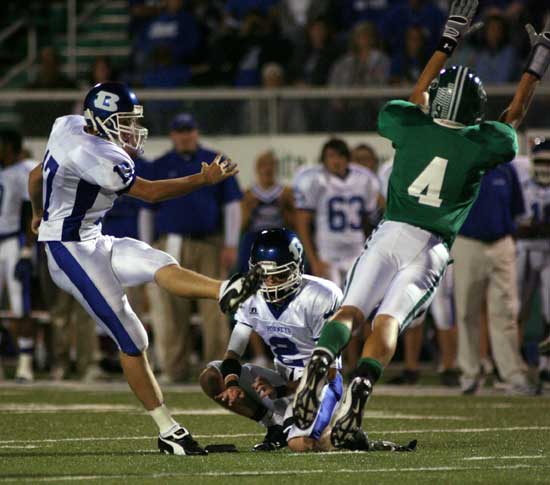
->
xmin=0 ymin=382 xmax=549 ymax=484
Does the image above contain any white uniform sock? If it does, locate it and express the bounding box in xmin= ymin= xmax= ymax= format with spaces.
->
xmin=149 ymin=404 xmax=180 ymax=436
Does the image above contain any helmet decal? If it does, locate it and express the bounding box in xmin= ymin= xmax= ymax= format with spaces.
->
xmin=94 ymin=91 xmax=120 ymax=112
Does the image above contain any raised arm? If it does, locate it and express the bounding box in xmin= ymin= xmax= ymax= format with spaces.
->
xmin=410 ymin=0 xmax=479 ymax=105
xmin=501 ymin=21 xmax=550 ymax=129
xmin=28 ymin=163 xmax=44 ymax=234
xmin=128 ymin=154 xmax=238 ymax=203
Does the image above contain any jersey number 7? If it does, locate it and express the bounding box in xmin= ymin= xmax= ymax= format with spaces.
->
xmin=407 ymin=156 xmax=449 ymax=208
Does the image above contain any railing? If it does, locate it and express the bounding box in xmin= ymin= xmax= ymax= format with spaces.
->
xmin=65 ymin=0 xmax=113 ymax=78
xmin=1 ymin=85 xmax=549 ymax=136
xmin=0 ymin=19 xmax=37 ymax=88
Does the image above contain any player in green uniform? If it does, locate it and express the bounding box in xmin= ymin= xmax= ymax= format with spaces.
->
xmin=293 ymin=0 xmax=550 ymax=449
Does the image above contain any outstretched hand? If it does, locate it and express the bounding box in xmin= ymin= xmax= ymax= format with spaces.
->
xmin=201 ymin=154 xmax=239 ymax=185
xmin=442 ymin=0 xmax=481 ymax=48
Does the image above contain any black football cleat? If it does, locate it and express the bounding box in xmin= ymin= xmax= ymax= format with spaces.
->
xmin=330 ymin=376 xmax=372 ymax=448
xmin=252 ymin=425 xmax=287 ymax=451
xmin=219 ymin=265 xmax=263 ymax=314
xmin=293 ymin=351 xmax=331 ymax=430
xmin=158 ymin=427 xmax=207 ymax=456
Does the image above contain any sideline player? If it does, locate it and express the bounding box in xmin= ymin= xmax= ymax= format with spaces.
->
xmin=294 ymin=138 xmax=380 ymax=288
xmin=516 ymin=141 xmax=550 ymax=367
xmin=294 ymin=0 xmax=549 ymax=447
xmin=200 ymin=229 xmax=349 ymax=452
xmin=0 ymin=129 xmax=38 ymax=382
xmin=28 ymin=82 xmax=261 ymax=455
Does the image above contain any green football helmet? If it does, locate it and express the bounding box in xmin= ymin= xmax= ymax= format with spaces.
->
xmin=428 ymin=65 xmax=487 ymax=127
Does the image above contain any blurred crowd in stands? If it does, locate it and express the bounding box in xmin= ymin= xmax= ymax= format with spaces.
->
xmin=11 ymin=0 xmax=548 ymax=135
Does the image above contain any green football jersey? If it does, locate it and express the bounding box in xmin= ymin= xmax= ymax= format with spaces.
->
xmin=378 ymin=100 xmax=518 ymax=247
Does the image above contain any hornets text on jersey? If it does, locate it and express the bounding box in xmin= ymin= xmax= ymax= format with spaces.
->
xmin=234 ymin=275 xmax=342 ymax=380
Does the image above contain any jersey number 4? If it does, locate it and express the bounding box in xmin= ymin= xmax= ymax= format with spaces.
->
xmin=407 ymin=157 xmax=448 ymax=208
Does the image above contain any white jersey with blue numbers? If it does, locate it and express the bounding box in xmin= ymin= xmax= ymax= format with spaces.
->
xmin=293 ymin=163 xmax=380 ymax=262
xmin=0 ymin=159 xmax=37 ymax=235
xmin=234 ymin=275 xmax=342 ymax=379
xmin=38 ymin=115 xmax=136 ymax=242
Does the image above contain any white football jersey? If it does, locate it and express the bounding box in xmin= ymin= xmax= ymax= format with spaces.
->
xmin=38 ymin=115 xmax=136 ymax=242
xmin=234 ymin=275 xmax=342 ymax=378
xmin=293 ymin=163 xmax=380 ymax=261
xmin=518 ymin=178 xmax=550 ymax=252
xmin=0 ymin=159 xmax=37 ymax=235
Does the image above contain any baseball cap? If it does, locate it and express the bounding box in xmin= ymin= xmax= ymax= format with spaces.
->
xmin=171 ymin=113 xmax=197 ymax=131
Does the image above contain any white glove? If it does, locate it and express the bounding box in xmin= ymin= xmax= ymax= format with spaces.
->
xmin=438 ymin=0 xmax=481 ymax=56
xmin=525 ymin=19 xmax=550 ymax=79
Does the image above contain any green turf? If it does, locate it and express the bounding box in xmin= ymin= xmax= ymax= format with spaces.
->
xmin=0 ymin=385 xmax=549 ymax=484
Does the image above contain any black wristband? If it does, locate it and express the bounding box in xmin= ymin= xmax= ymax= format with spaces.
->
xmin=436 ymin=36 xmax=458 ymax=56
xmin=274 ymin=385 xmax=288 ymax=398
xmin=225 ymin=380 xmax=240 ymax=388
xmin=220 ymin=358 xmax=242 ymax=380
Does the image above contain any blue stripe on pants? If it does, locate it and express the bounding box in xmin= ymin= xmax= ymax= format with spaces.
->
xmin=47 ymin=241 xmax=140 ymax=355
xmin=311 ymin=372 xmax=344 ymax=440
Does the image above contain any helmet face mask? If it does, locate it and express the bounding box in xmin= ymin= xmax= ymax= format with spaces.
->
xmin=254 ymin=260 xmax=302 ymax=303
xmin=532 ymin=140 xmax=550 ymax=187
xmin=249 ymin=229 xmax=304 ymax=304
xmin=428 ymin=66 xmax=487 ymax=127
xmin=83 ymin=83 xmax=149 ymax=154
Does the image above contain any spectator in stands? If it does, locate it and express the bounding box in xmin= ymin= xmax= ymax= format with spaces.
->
xmin=89 ymin=56 xmax=117 ymax=85
xmin=21 ymin=47 xmax=77 ymax=136
xmin=277 ymin=0 xmax=339 ymax=42
xmin=142 ymin=46 xmax=192 ymax=134
xmin=381 ymin=0 xmax=446 ymax=55
xmin=150 ymin=113 xmax=242 ymax=381
xmin=351 ymin=143 xmax=380 ymax=173
xmin=289 ymin=17 xmax=340 ymax=131
xmin=473 ymin=15 xmax=517 ymax=84
xmin=452 ymin=163 xmax=536 ymax=395
xmin=134 ymin=0 xmax=202 ymax=74
xmin=129 ymin=0 xmax=164 ymax=41
xmin=390 ymin=25 xmax=429 ymax=84
xmin=225 ymin=0 xmax=280 ymax=24
xmin=479 ymin=0 xmax=525 ymax=20
xmin=328 ymin=22 xmax=390 ymax=130
xmin=26 ymin=46 xmax=76 ymax=90
xmin=338 ymin=0 xmax=393 ymax=31
xmin=238 ymin=150 xmax=295 ymax=273
xmin=258 ymin=63 xmax=306 ymax=132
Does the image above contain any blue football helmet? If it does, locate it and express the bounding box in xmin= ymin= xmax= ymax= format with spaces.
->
xmin=249 ymin=228 xmax=304 ymax=303
xmin=83 ymin=82 xmax=148 ymax=153
xmin=532 ymin=139 xmax=550 ymax=187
